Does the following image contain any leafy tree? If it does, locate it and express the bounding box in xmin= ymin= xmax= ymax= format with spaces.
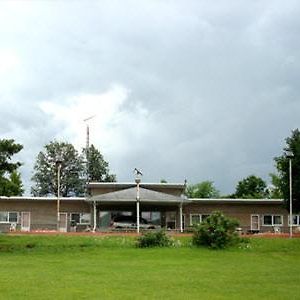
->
xmin=186 ymin=181 xmax=220 ymax=198
xmin=85 ymin=144 xmax=116 ymax=182
xmin=160 ymin=179 xmax=168 ymax=183
xmin=274 ymin=129 xmax=300 ymax=212
xmin=192 ymin=211 xmax=240 ymax=249
xmin=0 ymin=139 xmax=24 ymax=196
xmin=234 ymin=175 xmax=267 ymax=199
xmin=268 ymin=173 xmax=283 ymax=199
xmin=31 ymin=141 xmax=85 ymax=197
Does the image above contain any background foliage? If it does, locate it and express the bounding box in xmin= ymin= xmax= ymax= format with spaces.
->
xmin=274 ymin=129 xmax=300 ymax=212
xmin=0 ymin=139 xmax=24 ymax=196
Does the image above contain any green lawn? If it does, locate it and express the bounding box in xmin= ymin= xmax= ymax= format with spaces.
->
xmin=0 ymin=235 xmax=299 ymax=299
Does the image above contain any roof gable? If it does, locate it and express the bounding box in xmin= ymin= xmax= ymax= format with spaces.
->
xmin=88 ymin=187 xmax=183 ymax=203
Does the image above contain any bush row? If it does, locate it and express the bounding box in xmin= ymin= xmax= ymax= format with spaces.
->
xmin=137 ymin=211 xmax=245 ymax=249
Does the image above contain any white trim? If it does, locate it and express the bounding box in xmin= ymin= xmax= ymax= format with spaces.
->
xmin=250 ymin=214 xmax=260 ymax=231
xmin=189 ymin=198 xmax=283 ymax=204
xmin=0 ymin=196 xmax=85 ymax=201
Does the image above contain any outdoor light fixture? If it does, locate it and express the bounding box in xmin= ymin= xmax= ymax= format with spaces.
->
xmin=286 ymin=152 xmax=294 ymax=238
xmin=56 ymin=158 xmax=63 ymax=231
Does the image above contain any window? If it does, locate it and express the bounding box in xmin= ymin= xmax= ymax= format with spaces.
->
xmin=202 ymin=214 xmax=210 ymax=222
xmin=141 ymin=211 xmax=161 ymax=225
xmin=9 ymin=212 xmax=18 ymax=223
xmin=190 ymin=214 xmax=210 ymax=226
xmin=263 ymin=215 xmax=283 ymax=226
xmin=0 ymin=212 xmax=8 ymax=223
xmin=0 ymin=212 xmax=18 ymax=223
xmin=288 ymin=215 xmax=300 ymax=226
xmin=190 ymin=214 xmax=201 ymax=226
xmin=71 ymin=213 xmax=91 ymax=225
xmin=80 ymin=213 xmax=91 ymax=224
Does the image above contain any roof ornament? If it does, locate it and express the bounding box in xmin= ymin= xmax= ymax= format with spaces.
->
xmin=134 ymin=168 xmax=143 ymax=184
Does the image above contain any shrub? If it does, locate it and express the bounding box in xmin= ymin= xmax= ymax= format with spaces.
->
xmin=192 ymin=211 xmax=240 ymax=249
xmin=137 ymin=230 xmax=174 ymax=248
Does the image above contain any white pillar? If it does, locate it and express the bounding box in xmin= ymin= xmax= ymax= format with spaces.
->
xmin=93 ymin=201 xmax=97 ymax=232
xmin=136 ymin=180 xmax=140 ymax=233
xmin=57 ymin=163 xmax=61 ymax=231
xmin=137 ymin=200 xmax=140 ymax=234
xmin=179 ymin=203 xmax=183 ymax=233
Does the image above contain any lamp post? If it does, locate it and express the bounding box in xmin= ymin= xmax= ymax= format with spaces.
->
xmin=287 ymin=153 xmax=294 ymax=238
xmin=134 ymin=168 xmax=143 ymax=234
xmin=56 ymin=159 xmax=62 ymax=231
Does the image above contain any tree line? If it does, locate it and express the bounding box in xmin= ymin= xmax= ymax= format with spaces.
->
xmin=0 ymin=129 xmax=299 ymax=212
xmin=0 ymin=140 xmax=115 ymax=197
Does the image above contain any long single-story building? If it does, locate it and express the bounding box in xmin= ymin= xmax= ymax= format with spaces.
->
xmin=0 ymin=182 xmax=298 ymax=233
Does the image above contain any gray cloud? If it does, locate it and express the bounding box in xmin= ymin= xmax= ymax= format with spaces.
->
xmin=0 ymin=0 xmax=299 ymax=195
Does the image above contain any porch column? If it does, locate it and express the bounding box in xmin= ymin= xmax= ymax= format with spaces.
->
xmin=136 ymin=200 xmax=140 ymax=233
xmin=93 ymin=201 xmax=97 ymax=232
xmin=179 ymin=203 xmax=183 ymax=233
xmin=135 ymin=176 xmax=141 ymax=234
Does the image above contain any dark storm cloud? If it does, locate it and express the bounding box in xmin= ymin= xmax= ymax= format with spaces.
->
xmin=0 ymin=0 xmax=299 ymax=194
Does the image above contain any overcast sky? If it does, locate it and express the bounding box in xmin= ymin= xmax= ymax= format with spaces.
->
xmin=0 ymin=0 xmax=299 ymax=195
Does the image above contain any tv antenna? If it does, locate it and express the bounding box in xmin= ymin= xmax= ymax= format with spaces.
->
xmin=83 ymin=115 xmax=96 ymax=187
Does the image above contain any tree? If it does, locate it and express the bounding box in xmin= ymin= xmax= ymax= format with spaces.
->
xmin=234 ymin=175 xmax=267 ymax=199
xmin=85 ymin=144 xmax=116 ymax=182
xmin=186 ymin=181 xmax=220 ymax=198
xmin=274 ymin=129 xmax=300 ymax=212
xmin=0 ymin=139 xmax=24 ymax=196
xmin=31 ymin=141 xmax=85 ymax=197
xmin=268 ymin=173 xmax=283 ymax=199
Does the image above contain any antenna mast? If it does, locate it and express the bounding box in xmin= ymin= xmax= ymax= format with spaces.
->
xmin=83 ymin=115 xmax=96 ymax=189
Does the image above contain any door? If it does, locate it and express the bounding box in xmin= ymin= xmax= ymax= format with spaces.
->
xmin=166 ymin=211 xmax=176 ymax=229
xmin=59 ymin=213 xmax=68 ymax=232
xmin=251 ymin=215 xmax=260 ymax=231
xmin=21 ymin=212 xmax=31 ymax=232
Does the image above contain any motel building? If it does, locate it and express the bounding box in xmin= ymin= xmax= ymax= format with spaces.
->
xmin=0 ymin=181 xmax=299 ymax=234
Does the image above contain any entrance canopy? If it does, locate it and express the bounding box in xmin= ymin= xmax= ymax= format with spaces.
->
xmin=87 ymin=187 xmax=185 ymax=205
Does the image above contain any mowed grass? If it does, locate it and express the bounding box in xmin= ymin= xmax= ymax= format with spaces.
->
xmin=0 ymin=235 xmax=299 ymax=300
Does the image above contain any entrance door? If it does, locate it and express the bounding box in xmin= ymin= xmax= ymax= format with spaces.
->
xmin=59 ymin=213 xmax=68 ymax=232
xmin=182 ymin=214 xmax=185 ymax=231
xmin=166 ymin=211 xmax=176 ymax=229
xmin=21 ymin=212 xmax=31 ymax=232
xmin=251 ymin=215 xmax=260 ymax=231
